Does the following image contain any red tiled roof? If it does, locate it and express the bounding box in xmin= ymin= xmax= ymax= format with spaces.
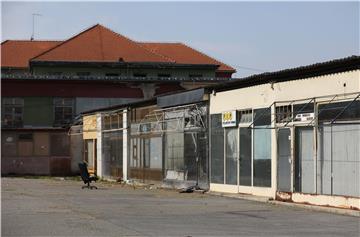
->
xmin=32 ymin=24 xmax=172 ymax=63
xmin=1 ymin=24 xmax=235 ymax=74
xmin=1 ymin=40 xmax=61 ymax=68
xmin=140 ymin=42 xmax=235 ymax=72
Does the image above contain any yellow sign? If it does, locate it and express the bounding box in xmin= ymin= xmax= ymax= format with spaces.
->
xmin=222 ymin=111 xmax=237 ymax=127
xmin=223 ymin=112 xmax=233 ymax=121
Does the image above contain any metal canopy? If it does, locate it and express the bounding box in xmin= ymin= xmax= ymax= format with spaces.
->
xmin=157 ymin=88 xmax=205 ymax=108
xmin=132 ymin=103 xmax=206 ymax=135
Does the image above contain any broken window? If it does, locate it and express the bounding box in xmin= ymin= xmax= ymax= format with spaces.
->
xmin=54 ymin=98 xmax=74 ymax=127
xmin=276 ymin=105 xmax=292 ymax=123
xmin=2 ymin=97 xmax=24 ymax=128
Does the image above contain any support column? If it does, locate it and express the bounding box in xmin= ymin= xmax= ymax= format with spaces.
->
xmin=313 ymin=99 xmax=318 ymax=194
xmin=96 ymin=113 xmax=103 ymax=178
xmin=271 ymin=103 xmax=277 ymax=199
xmin=123 ymin=109 xmax=128 ymax=181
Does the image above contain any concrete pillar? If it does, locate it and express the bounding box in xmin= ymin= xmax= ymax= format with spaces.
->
xmin=96 ymin=113 xmax=103 ymax=178
xmin=271 ymin=103 xmax=277 ymax=199
xmin=122 ymin=109 xmax=128 ymax=181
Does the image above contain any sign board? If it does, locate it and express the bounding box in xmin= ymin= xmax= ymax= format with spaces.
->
xmin=222 ymin=111 xmax=237 ymax=127
xmin=294 ymin=112 xmax=315 ymax=122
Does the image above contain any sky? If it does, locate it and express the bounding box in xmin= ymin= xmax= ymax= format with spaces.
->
xmin=1 ymin=1 xmax=359 ymax=77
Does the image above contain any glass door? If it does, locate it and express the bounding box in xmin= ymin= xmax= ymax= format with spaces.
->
xmin=239 ymin=127 xmax=252 ymax=187
xmin=277 ymin=128 xmax=292 ymax=192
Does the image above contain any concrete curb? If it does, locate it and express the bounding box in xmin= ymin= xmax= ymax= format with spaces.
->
xmin=268 ymin=200 xmax=360 ymax=217
xmin=206 ymin=191 xmax=270 ymax=203
xmin=206 ymin=191 xmax=360 ymax=217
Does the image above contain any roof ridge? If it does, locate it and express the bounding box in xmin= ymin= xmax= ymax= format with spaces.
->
xmin=3 ymin=39 xmax=63 ymax=42
xmin=30 ymin=24 xmax=100 ymax=61
xmin=138 ymin=41 xmax=182 ymax=44
xmin=97 ymin=24 xmax=175 ymax=63
xmin=179 ymin=42 xmax=235 ymax=72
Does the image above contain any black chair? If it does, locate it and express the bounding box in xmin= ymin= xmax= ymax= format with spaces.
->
xmin=78 ymin=162 xmax=98 ymax=189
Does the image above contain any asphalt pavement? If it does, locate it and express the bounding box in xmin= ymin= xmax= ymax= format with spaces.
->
xmin=2 ymin=177 xmax=359 ymax=237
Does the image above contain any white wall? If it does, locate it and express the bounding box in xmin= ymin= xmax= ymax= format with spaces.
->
xmin=210 ymin=70 xmax=360 ymax=114
xmin=208 ymin=69 xmax=360 ymax=201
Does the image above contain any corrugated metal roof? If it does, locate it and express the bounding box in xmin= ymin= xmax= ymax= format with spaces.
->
xmin=210 ymin=55 xmax=360 ymax=92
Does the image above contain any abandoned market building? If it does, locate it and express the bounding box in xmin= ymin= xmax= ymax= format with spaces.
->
xmin=1 ymin=24 xmax=235 ymax=176
xmin=79 ymin=55 xmax=360 ymax=209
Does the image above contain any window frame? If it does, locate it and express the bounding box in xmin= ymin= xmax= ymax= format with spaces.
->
xmin=211 ymin=107 xmax=272 ymax=188
xmin=53 ymin=97 xmax=75 ymax=127
xmin=2 ymin=97 xmax=24 ymax=128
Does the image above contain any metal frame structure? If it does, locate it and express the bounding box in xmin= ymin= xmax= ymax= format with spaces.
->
xmin=213 ymin=91 xmax=360 ymax=197
xmin=247 ymin=91 xmax=360 ymax=130
xmin=131 ymin=103 xmax=207 ymax=136
xmin=271 ymin=92 xmax=360 ymax=196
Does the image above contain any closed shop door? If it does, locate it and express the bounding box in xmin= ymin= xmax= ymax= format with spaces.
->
xmin=277 ymin=128 xmax=292 ymax=192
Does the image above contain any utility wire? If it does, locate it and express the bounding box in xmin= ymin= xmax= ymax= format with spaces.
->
xmin=233 ymin=65 xmax=269 ymax=73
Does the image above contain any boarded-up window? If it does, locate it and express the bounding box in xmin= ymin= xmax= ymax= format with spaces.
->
xmin=50 ymin=133 xmax=70 ymax=156
xmin=18 ymin=141 xmax=33 ymax=156
xmin=18 ymin=133 xmax=34 ymax=157
xmin=2 ymin=133 xmax=17 ymax=157
xmin=34 ymin=133 xmax=50 ymax=156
